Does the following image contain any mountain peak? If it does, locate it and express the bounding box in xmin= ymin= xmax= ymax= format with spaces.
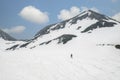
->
xmin=83 ymin=9 xmax=95 ymax=13
xmin=85 ymin=9 xmax=97 ymax=13
xmin=74 ymin=9 xmax=110 ymax=21
xmin=34 ymin=10 xmax=119 ymax=39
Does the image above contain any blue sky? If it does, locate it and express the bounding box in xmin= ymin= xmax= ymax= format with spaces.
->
xmin=0 ymin=0 xmax=120 ymax=39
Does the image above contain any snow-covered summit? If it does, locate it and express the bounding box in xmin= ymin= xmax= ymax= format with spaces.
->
xmin=76 ymin=10 xmax=112 ymax=20
xmin=35 ymin=10 xmax=119 ymax=38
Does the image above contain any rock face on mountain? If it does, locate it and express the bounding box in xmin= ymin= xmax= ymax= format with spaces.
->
xmin=39 ymin=34 xmax=77 ymax=45
xmin=0 ymin=29 xmax=16 ymax=41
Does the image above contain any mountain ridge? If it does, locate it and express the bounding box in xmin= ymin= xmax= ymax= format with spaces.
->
xmin=0 ymin=29 xmax=16 ymax=41
xmin=6 ymin=10 xmax=120 ymax=50
xmin=34 ymin=10 xmax=119 ymax=38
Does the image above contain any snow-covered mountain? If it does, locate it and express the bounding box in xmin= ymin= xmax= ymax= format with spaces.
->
xmin=0 ymin=10 xmax=120 ymax=80
xmin=8 ymin=10 xmax=120 ymax=50
xmin=0 ymin=29 xmax=25 ymax=51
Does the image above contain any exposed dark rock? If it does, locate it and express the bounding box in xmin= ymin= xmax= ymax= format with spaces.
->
xmin=39 ymin=40 xmax=52 ymax=45
xmin=30 ymin=46 xmax=36 ymax=49
xmin=39 ymin=34 xmax=77 ymax=45
xmin=81 ymin=20 xmax=116 ymax=33
xmin=115 ymin=45 xmax=120 ymax=49
xmin=34 ymin=24 xmax=55 ymax=38
xmin=20 ymin=42 xmax=30 ymax=48
xmin=56 ymin=34 xmax=77 ymax=44
xmin=77 ymin=26 xmax=81 ymax=30
xmin=6 ymin=44 xmax=19 ymax=50
xmin=34 ymin=20 xmax=70 ymax=38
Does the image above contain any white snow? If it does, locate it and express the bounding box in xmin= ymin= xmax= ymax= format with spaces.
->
xmin=0 ymin=38 xmax=25 ymax=51
xmin=0 ymin=36 xmax=120 ymax=80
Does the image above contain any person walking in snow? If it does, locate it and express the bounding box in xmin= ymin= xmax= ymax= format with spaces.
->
xmin=70 ymin=54 xmax=73 ymax=58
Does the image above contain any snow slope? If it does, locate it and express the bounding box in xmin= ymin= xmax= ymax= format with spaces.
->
xmin=0 ymin=39 xmax=120 ymax=80
xmin=0 ymin=29 xmax=24 ymax=51
xmin=0 ymin=38 xmax=21 ymax=51
xmin=0 ymin=10 xmax=120 ymax=80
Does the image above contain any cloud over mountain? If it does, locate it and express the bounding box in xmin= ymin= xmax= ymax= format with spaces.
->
xmin=58 ymin=6 xmax=99 ymax=20
xmin=58 ymin=6 xmax=80 ymax=20
xmin=3 ymin=26 xmax=26 ymax=34
xmin=19 ymin=6 xmax=49 ymax=24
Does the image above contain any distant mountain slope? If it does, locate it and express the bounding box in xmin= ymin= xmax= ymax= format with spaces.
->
xmin=0 ymin=29 xmax=16 ymax=41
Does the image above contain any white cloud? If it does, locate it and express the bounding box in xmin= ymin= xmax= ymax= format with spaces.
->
xmin=81 ymin=7 xmax=99 ymax=12
xmin=3 ymin=26 xmax=26 ymax=34
xmin=111 ymin=0 xmax=117 ymax=2
xmin=58 ymin=6 xmax=99 ymax=20
xmin=112 ymin=12 xmax=120 ymax=22
xmin=19 ymin=6 xmax=49 ymax=24
xmin=58 ymin=6 xmax=80 ymax=20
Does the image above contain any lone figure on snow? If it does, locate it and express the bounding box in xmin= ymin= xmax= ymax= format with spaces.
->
xmin=70 ymin=54 xmax=73 ymax=58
